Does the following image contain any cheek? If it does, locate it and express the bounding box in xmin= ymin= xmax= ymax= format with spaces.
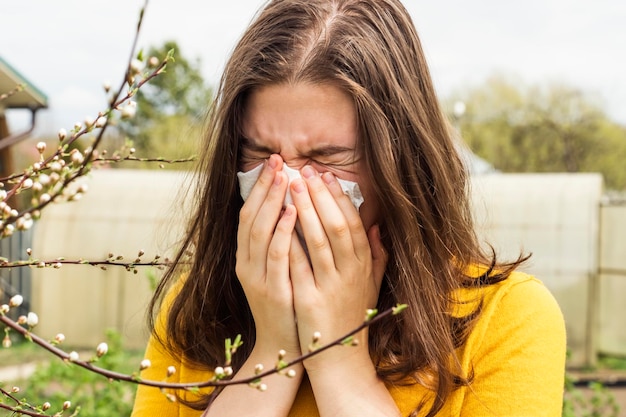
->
xmin=358 ymin=185 xmax=380 ymax=230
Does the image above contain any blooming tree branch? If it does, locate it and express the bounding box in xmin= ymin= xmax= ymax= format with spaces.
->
xmin=1 ymin=301 xmax=407 ymax=392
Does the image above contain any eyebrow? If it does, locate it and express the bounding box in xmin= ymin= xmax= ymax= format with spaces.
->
xmin=240 ymin=136 xmax=356 ymax=157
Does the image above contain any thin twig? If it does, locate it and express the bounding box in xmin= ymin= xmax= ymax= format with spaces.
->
xmin=0 ymin=306 xmax=402 ymax=391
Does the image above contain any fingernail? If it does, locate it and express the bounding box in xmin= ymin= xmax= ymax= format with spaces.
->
xmin=301 ymin=166 xmax=316 ymax=179
xmin=292 ymin=179 xmax=306 ymax=193
xmin=322 ymin=172 xmax=335 ymax=184
xmin=268 ymin=155 xmax=278 ymax=169
xmin=273 ymin=171 xmax=283 ymax=186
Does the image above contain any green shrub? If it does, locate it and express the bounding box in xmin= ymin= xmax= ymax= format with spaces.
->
xmin=23 ymin=330 xmax=143 ymax=417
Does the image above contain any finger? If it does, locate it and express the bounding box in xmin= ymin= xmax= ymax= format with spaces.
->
xmin=266 ymin=204 xmax=298 ymax=292
xmin=367 ymin=224 xmax=388 ymax=297
xmin=319 ymin=171 xmax=370 ymax=258
xmin=237 ymin=154 xmax=283 ymax=260
xmin=248 ymin=170 xmax=290 ymax=267
xmin=302 ymin=168 xmax=367 ymax=273
xmin=289 ymin=175 xmax=335 ymax=273
xmin=289 ymin=230 xmax=315 ymax=296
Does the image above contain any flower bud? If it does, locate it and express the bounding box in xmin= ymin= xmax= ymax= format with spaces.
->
xmin=38 ymin=173 xmax=51 ymax=185
xmin=224 ymin=366 xmax=233 ymax=376
xmin=1 ymin=304 xmax=9 ymax=314
xmin=148 ymin=56 xmax=159 ymax=67
xmin=11 ymin=386 xmax=19 ymax=393
xmin=95 ymin=116 xmax=107 ymax=128
xmin=214 ymin=366 xmax=224 ymax=376
xmin=55 ymin=333 xmax=65 ymax=344
xmin=22 ymin=178 xmax=33 ymax=189
xmin=42 ymin=402 xmax=51 ymax=411
xmin=74 ymin=122 xmax=82 ymax=131
xmin=9 ymin=294 xmax=23 ymax=307
xmin=17 ymin=315 xmax=27 ymax=325
xmin=121 ymin=101 xmax=137 ymax=119
xmin=140 ymin=359 xmax=151 ymax=370
xmin=58 ymin=128 xmax=67 ymax=141
xmin=0 ymin=190 xmax=6 ymax=200
xmin=254 ymin=363 xmax=264 ymax=374
xmin=3 ymin=224 xmax=15 ymax=237
xmin=84 ymin=116 xmax=94 ymax=127
xmin=50 ymin=162 xmax=62 ymax=172
xmin=167 ymin=365 xmax=176 ymax=377
xmin=71 ymin=150 xmax=85 ymax=166
xmin=278 ymin=349 xmax=286 ymax=360
xmin=63 ymin=401 xmax=72 ymax=410
xmin=36 ymin=142 xmax=46 ymax=153
xmin=258 ymin=383 xmax=267 ymax=392
xmin=16 ymin=216 xmax=34 ymax=231
xmin=130 ymin=59 xmax=143 ymax=75
xmin=103 ymin=80 xmax=111 ymax=93
xmin=96 ymin=342 xmax=108 ymax=357
xmin=68 ymin=351 xmax=79 ymax=362
xmin=27 ymin=312 xmax=39 ymax=327
xmin=3 ymin=335 xmax=12 ymax=348
xmin=286 ymin=369 xmax=297 ymax=378
xmin=39 ymin=193 xmax=51 ymax=204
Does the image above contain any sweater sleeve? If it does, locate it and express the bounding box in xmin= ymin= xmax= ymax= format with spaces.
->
xmin=459 ymin=277 xmax=567 ymax=417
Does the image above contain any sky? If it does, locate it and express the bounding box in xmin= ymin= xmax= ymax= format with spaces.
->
xmin=1 ymin=0 xmax=625 ymax=136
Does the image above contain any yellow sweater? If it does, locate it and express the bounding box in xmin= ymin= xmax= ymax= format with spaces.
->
xmin=132 ymin=271 xmax=566 ymax=417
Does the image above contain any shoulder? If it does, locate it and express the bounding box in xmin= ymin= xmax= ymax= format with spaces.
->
xmin=460 ymin=269 xmax=566 ymax=358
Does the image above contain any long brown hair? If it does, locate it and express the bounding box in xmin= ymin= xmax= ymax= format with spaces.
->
xmin=149 ymin=1 xmax=526 ymax=416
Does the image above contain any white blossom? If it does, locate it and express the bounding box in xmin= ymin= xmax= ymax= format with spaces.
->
xmin=27 ymin=312 xmax=39 ymax=327
xmin=9 ymin=295 xmax=23 ymax=307
xmin=140 ymin=359 xmax=151 ymax=370
xmin=95 ymin=116 xmax=107 ymax=128
xmin=121 ymin=101 xmax=137 ymax=119
xmin=55 ymin=333 xmax=66 ymax=343
xmin=68 ymin=351 xmax=80 ymax=362
xmin=96 ymin=342 xmax=108 ymax=357
xmin=38 ymin=173 xmax=51 ymax=185
xmin=36 ymin=142 xmax=47 ymax=153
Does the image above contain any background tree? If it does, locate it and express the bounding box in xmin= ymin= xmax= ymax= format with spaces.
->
xmin=448 ymin=75 xmax=626 ymax=190
xmin=117 ymin=40 xmax=211 ymax=165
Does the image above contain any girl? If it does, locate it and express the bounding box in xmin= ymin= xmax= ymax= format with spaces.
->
xmin=132 ymin=1 xmax=566 ymax=416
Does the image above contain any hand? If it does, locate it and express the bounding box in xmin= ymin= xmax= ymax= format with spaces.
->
xmin=235 ymin=154 xmax=300 ymax=356
xmin=289 ymin=165 xmax=388 ymax=369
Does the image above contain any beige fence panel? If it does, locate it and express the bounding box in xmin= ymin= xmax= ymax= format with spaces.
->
xmin=598 ymin=204 xmax=626 ymax=356
xmin=31 ymin=169 xmax=188 ymax=349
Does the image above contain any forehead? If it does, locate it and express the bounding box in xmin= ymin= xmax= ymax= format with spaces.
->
xmin=241 ymin=83 xmax=358 ymax=150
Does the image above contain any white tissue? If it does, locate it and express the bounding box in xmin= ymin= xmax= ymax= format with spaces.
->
xmin=237 ymin=163 xmax=364 ymax=209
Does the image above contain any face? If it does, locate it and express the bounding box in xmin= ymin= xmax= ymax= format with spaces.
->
xmin=240 ymin=82 xmax=380 ymax=231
